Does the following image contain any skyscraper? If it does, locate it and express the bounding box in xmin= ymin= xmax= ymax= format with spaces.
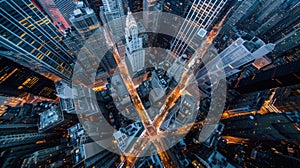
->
xmin=69 ymin=2 xmax=100 ymax=39
xmin=143 ymin=0 xmax=162 ymax=29
xmin=125 ymin=10 xmax=145 ymax=74
xmin=0 ymin=0 xmax=75 ymax=82
xmin=0 ymin=57 xmax=57 ymax=99
xmin=206 ymin=37 xmax=275 ymax=78
xmin=36 ymin=0 xmax=71 ymax=31
xmin=219 ymin=0 xmax=259 ymax=37
xmin=227 ymin=91 xmax=268 ymax=113
xmin=54 ymin=0 xmax=77 ymax=25
xmin=170 ymin=0 xmax=228 ymax=56
xmin=100 ymin=0 xmax=125 ymax=42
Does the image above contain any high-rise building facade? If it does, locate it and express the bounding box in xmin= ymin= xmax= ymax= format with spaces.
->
xmin=100 ymin=0 xmax=125 ymax=42
xmin=227 ymin=91 xmax=268 ymax=113
xmin=69 ymin=2 xmax=100 ymax=39
xmin=143 ymin=0 xmax=162 ymax=29
xmin=206 ymin=37 xmax=274 ymax=78
xmin=170 ymin=0 xmax=228 ymax=56
xmin=0 ymin=57 xmax=57 ymax=99
xmin=53 ymin=0 xmax=77 ymax=25
xmin=36 ymin=0 xmax=71 ymax=31
xmin=219 ymin=0 xmax=259 ymax=37
xmin=125 ymin=10 xmax=145 ymax=74
xmin=0 ymin=0 xmax=75 ymax=82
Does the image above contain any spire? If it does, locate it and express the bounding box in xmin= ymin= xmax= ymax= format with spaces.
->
xmin=126 ymin=7 xmax=136 ymax=28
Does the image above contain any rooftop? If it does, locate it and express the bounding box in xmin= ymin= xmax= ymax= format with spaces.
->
xmin=38 ymin=105 xmax=64 ymax=132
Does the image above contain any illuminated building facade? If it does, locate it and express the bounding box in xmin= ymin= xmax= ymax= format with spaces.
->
xmin=69 ymin=2 xmax=100 ymax=39
xmin=170 ymin=0 xmax=228 ymax=56
xmin=37 ymin=0 xmax=71 ymax=31
xmin=53 ymin=0 xmax=76 ymax=25
xmin=0 ymin=0 xmax=75 ymax=82
xmin=125 ymin=10 xmax=145 ymax=74
xmin=0 ymin=57 xmax=57 ymax=99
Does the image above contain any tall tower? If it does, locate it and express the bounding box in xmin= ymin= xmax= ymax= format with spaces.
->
xmin=36 ymin=0 xmax=71 ymax=31
xmin=0 ymin=0 xmax=75 ymax=82
xmin=100 ymin=0 xmax=125 ymax=42
xmin=143 ymin=0 xmax=162 ymax=29
xmin=53 ymin=0 xmax=77 ymax=25
xmin=206 ymin=37 xmax=275 ymax=78
xmin=170 ymin=0 xmax=228 ymax=56
xmin=69 ymin=1 xmax=100 ymax=39
xmin=125 ymin=10 xmax=145 ymax=74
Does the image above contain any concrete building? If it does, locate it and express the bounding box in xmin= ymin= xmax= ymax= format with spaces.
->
xmin=109 ymin=74 xmax=131 ymax=109
xmin=219 ymin=0 xmax=259 ymax=36
xmin=136 ymin=154 xmax=163 ymax=168
xmin=73 ymin=142 xmax=119 ymax=167
xmin=234 ymin=59 xmax=300 ymax=94
xmin=67 ymin=123 xmax=87 ymax=147
xmin=21 ymin=145 xmax=66 ymax=167
xmin=38 ymin=105 xmax=64 ymax=132
xmin=227 ymin=91 xmax=268 ymax=113
xmin=161 ymin=94 xmax=199 ymax=130
xmin=271 ymin=84 xmax=300 ymax=112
